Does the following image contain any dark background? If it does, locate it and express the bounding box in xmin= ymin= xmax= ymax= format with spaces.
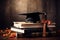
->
xmin=0 ymin=0 xmax=59 ymax=30
xmin=56 ymin=0 xmax=60 ymax=30
xmin=0 ymin=0 xmax=8 ymax=29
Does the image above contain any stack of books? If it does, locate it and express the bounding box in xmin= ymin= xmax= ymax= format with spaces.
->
xmin=11 ymin=22 xmax=56 ymax=37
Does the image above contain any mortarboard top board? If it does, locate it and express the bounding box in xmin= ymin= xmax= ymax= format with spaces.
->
xmin=18 ymin=12 xmax=44 ymax=15
xmin=18 ymin=12 xmax=44 ymax=19
xmin=18 ymin=12 xmax=44 ymax=23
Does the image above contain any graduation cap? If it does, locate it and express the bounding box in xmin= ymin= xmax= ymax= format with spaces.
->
xmin=19 ymin=12 xmax=46 ymax=23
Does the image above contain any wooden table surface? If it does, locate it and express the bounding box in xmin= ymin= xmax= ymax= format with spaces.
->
xmin=8 ymin=37 xmax=58 ymax=40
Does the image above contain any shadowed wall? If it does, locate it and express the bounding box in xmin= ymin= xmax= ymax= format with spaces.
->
xmin=9 ymin=0 xmax=56 ymax=22
xmin=10 ymin=0 xmax=43 ymax=21
xmin=0 ymin=0 xmax=56 ymax=29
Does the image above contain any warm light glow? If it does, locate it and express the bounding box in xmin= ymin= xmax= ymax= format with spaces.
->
xmin=12 ymin=0 xmax=28 ymax=13
xmin=11 ymin=27 xmax=24 ymax=33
